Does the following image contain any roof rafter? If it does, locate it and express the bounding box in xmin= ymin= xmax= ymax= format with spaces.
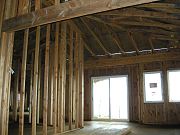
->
xmin=127 ymin=31 xmax=140 ymax=55
xmin=2 ymin=0 xmax=159 ymax=32
xmin=80 ymin=18 xmax=111 ymax=55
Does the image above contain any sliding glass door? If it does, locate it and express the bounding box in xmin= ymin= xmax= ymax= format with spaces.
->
xmin=92 ymin=76 xmax=129 ymax=121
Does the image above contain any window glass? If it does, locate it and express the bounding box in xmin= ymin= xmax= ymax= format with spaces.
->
xmin=144 ymin=72 xmax=163 ymax=102
xmin=168 ymin=70 xmax=180 ymax=102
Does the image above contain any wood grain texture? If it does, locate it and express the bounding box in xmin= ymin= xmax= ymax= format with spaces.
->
xmin=2 ymin=0 xmax=159 ymax=32
xmin=43 ymin=24 xmax=50 ymax=135
xmin=85 ymin=52 xmax=180 ymax=69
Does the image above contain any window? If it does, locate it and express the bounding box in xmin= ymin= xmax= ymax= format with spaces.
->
xmin=168 ymin=70 xmax=180 ymax=102
xmin=144 ymin=72 xmax=163 ymax=102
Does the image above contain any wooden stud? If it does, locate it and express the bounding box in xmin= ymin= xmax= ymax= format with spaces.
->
xmin=0 ymin=0 xmax=17 ymax=133
xmin=68 ymin=27 xmax=73 ymax=130
xmin=59 ymin=21 xmax=67 ymax=132
xmin=32 ymin=26 xmax=40 ymax=135
xmin=75 ymin=32 xmax=79 ymax=128
xmin=19 ymin=29 xmax=29 ymax=135
xmin=32 ymin=0 xmax=41 ymax=134
xmin=0 ymin=0 xmax=6 ymax=38
xmin=37 ymin=50 xmax=42 ymax=124
xmin=43 ymin=24 xmax=50 ymax=135
xmin=48 ymin=46 xmax=54 ymax=126
xmin=78 ymin=37 xmax=84 ymax=128
xmin=53 ymin=22 xmax=59 ymax=134
xmin=29 ymin=53 xmax=34 ymax=123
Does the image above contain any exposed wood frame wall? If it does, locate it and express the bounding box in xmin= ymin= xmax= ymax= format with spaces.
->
xmin=0 ymin=0 xmax=162 ymax=134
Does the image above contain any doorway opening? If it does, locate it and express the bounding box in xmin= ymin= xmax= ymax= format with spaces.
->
xmin=92 ymin=75 xmax=129 ymax=121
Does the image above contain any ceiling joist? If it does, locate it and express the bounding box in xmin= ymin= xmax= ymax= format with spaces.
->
xmin=2 ymin=0 xmax=159 ymax=32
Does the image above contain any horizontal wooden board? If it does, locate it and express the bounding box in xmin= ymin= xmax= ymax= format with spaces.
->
xmin=2 ymin=0 xmax=159 ymax=32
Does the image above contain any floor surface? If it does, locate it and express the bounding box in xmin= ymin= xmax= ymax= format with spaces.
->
xmin=9 ymin=121 xmax=180 ymax=135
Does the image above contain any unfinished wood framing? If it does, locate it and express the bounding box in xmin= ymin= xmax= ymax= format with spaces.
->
xmin=29 ymin=53 xmax=34 ymax=123
xmin=59 ymin=22 xmax=67 ymax=133
xmin=68 ymin=27 xmax=73 ymax=130
xmin=43 ymin=24 xmax=50 ymax=135
xmin=2 ymin=0 xmax=159 ymax=32
xmin=53 ymin=22 xmax=59 ymax=134
xmin=2 ymin=0 xmax=180 ymax=134
xmin=19 ymin=29 xmax=29 ymax=135
xmin=32 ymin=26 xmax=40 ymax=135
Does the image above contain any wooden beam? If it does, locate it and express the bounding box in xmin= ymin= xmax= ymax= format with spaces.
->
xmin=32 ymin=26 xmax=40 ymax=135
xmin=0 ymin=0 xmax=6 ymax=37
xmin=32 ymin=1 xmax=41 ymax=134
xmin=48 ymin=45 xmax=54 ymax=126
xmin=68 ymin=27 xmax=73 ymax=130
xmin=85 ymin=52 xmax=180 ymax=69
xmin=19 ymin=29 xmax=29 ymax=135
xmin=80 ymin=18 xmax=110 ymax=55
xmin=98 ymin=7 xmax=178 ymax=19
xmin=78 ymin=37 xmax=84 ymax=128
xmin=86 ymin=16 xmax=179 ymax=37
xmin=29 ymin=53 xmax=34 ymax=123
xmin=148 ymin=38 xmax=154 ymax=53
xmin=53 ymin=22 xmax=59 ymax=134
xmin=105 ymin=25 xmax=125 ymax=54
xmin=0 ymin=0 xmax=17 ymax=134
xmin=37 ymin=50 xmax=42 ymax=124
xmin=43 ymin=24 xmax=50 ymax=135
xmin=2 ymin=0 xmax=159 ymax=32
xmin=68 ymin=20 xmax=96 ymax=56
xmin=75 ymin=32 xmax=79 ymax=128
xmin=59 ymin=21 xmax=67 ymax=132
xmin=127 ymin=32 xmax=140 ymax=55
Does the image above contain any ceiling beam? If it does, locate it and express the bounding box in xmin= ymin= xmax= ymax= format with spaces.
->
xmin=127 ymin=31 xmax=140 ymax=55
xmin=98 ymin=7 xmax=177 ymax=19
xmin=80 ymin=18 xmax=111 ymax=55
xmin=68 ymin=20 xmax=96 ymax=56
xmin=85 ymin=52 xmax=180 ymax=69
xmin=2 ymin=0 xmax=159 ymax=32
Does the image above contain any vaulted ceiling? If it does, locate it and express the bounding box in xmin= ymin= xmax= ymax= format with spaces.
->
xmin=14 ymin=0 xmax=180 ymax=60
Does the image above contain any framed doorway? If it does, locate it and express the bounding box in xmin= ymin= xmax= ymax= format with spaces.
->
xmin=92 ymin=75 xmax=129 ymax=121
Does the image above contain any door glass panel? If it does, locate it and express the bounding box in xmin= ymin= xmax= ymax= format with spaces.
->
xmin=93 ymin=78 xmax=109 ymax=119
xmin=110 ymin=77 xmax=128 ymax=120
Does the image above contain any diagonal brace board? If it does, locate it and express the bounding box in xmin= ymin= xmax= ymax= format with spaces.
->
xmin=2 ymin=0 xmax=159 ymax=32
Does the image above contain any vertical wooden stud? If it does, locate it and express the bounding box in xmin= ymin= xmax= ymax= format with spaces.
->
xmin=19 ymin=29 xmax=29 ymax=135
xmin=68 ymin=27 xmax=73 ymax=130
xmin=29 ymin=53 xmax=34 ymax=123
xmin=32 ymin=26 xmax=40 ymax=135
xmin=32 ymin=0 xmax=41 ymax=134
xmin=79 ymin=37 xmax=84 ymax=128
xmin=53 ymin=22 xmax=59 ymax=134
xmin=59 ymin=22 xmax=67 ymax=132
xmin=75 ymin=32 xmax=79 ymax=128
xmin=37 ymin=50 xmax=42 ymax=124
xmin=43 ymin=24 xmax=50 ymax=135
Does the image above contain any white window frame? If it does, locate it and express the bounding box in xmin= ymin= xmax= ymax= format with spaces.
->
xmin=143 ymin=71 xmax=164 ymax=103
xmin=167 ymin=69 xmax=180 ymax=102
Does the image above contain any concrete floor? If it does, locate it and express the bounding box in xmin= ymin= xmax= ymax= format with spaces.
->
xmin=9 ymin=121 xmax=180 ymax=135
xmin=63 ymin=121 xmax=180 ymax=135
